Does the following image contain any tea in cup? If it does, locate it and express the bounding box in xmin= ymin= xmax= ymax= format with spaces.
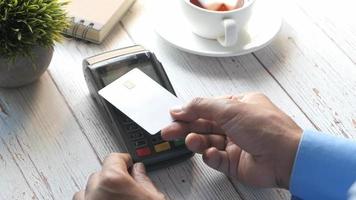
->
xmin=190 ymin=0 xmax=245 ymax=11
xmin=180 ymin=0 xmax=256 ymax=47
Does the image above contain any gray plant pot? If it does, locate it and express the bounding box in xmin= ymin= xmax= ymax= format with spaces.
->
xmin=0 ymin=46 xmax=54 ymax=88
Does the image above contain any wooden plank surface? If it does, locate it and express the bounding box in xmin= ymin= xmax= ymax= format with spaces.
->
xmin=49 ymin=25 xmax=134 ymax=159
xmin=49 ymin=24 xmax=243 ymax=199
xmin=0 ymin=73 xmax=101 ymax=199
xmin=295 ymin=0 xmax=356 ymax=64
xmin=254 ymin=0 xmax=356 ymax=138
xmin=1 ymin=0 xmax=356 ymax=199
xmin=0 ymin=137 xmax=36 ymax=200
xmin=118 ymin=1 xmax=316 ymax=199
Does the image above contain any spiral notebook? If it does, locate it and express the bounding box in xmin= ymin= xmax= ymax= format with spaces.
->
xmin=63 ymin=0 xmax=135 ymax=43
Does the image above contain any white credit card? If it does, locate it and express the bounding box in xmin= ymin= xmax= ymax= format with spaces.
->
xmin=98 ymin=68 xmax=183 ymax=135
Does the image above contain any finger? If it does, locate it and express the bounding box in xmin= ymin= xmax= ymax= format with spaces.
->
xmin=102 ymin=153 xmax=133 ymax=173
xmin=72 ymin=190 xmax=85 ymax=200
xmin=202 ymin=147 xmax=230 ymax=175
xmin=185 ymin=133 xmax=226 ymax=153
xmin=203 ymin=147 xmax=234 ymax=175
xmin=225 ymin=138 xmax=243 ymax=178
xmin=131 ymin=163 xmax=160 ymax=192
xmin=84 ymin=172 xmax=101 ymax=195
xmin=170 ymin=97 xmax=241 ymax=125
xmin=161 ymin=119 xmax=224 ymax=140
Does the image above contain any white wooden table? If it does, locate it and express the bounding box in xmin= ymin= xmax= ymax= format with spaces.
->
xmin=1 ymin=0 xmax=356 ymax=199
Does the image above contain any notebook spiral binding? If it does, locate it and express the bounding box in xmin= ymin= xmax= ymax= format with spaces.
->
xmin=82 ymin=23 xmax=95 ymax=40
xmin=67 ymin=17 xmax=95 ymax=41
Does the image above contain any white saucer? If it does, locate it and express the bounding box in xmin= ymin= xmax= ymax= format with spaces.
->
xmin=154 ymin=0 xmax=282 ymax=57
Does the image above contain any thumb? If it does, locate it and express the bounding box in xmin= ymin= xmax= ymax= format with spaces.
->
xmin=171 ymin=97 xmax=242 ymax=125
xmin=131 ymin=163 xmax=159 ymax=192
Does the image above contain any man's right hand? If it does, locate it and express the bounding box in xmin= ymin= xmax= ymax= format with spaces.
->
xmin=161 ymin=93 xmax=302 ymax=189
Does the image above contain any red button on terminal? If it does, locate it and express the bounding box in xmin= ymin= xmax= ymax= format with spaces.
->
xmin=136 ymin=147 xmax=151 ymax=157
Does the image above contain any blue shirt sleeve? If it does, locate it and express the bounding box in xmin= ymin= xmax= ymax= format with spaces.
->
xmin=290 ymin=130 xmax=356 ymax=200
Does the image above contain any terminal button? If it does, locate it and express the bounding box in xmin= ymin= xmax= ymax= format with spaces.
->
xmin=154 ymin=142 xmax=171 ymax=152
xmin=133 ymin=140 xmax=147 ymax=148
xmin=125 ymin=123 xmax=140 ymax=132
xmin=136 ymin=147 xmax=151 ymax=157
xmin=174 ymin=139 xmax=185 ymax=147
xmin=129 ymin=130 xmax=144 ymax=141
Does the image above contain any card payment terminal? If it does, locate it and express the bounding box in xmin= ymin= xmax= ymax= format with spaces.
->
xmin=83 ymin=45 xmax=193 ymax=170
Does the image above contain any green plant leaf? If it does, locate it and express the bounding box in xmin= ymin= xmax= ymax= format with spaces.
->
xmin=0 ymin=0 xmax=69 ymax=61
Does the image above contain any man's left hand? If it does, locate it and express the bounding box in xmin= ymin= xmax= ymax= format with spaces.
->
xmin=73 ymin=153 xmax=165 ymax=200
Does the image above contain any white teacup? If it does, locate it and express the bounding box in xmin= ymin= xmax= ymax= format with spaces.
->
xmin=180 ymin=0 xmax=256 ymax=47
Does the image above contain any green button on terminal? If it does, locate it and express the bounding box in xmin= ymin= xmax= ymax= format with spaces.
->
xmin=174 ymin=139 xmax=185 ymax=147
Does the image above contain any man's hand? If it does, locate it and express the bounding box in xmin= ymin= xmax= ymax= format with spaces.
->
xmin=73 ymin=153 xmax=165 ymax=200
xmin=161 ymin=93 xmax=302 ymax=189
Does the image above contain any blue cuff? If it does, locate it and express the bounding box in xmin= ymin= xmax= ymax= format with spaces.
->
xmin=290 ymin=130 xmax=356 ymax=200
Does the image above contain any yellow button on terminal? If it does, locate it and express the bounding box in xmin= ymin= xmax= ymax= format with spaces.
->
xmin=154 ymin=142 xmax=171 ymax=152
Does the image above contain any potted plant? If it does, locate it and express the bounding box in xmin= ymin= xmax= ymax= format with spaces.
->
xmin=0 ymin=0 xmax=69 ymax=88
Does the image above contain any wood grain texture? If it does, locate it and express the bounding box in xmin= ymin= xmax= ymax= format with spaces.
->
xmin=294 ymin=0 xmax=356 ymax=64
xmin=118 ymin=1 xmax=318 ymax=199
xmin=0 ymin=73 xmax=101 ymax=199
xmin=49 ymin=19 xmax=243 ymax=200
xmin=1 ymin=0 xmax=355 ymax=198
xmin=0 ymin=137 xmax=36 ymax=200
xmin=49 ymin=25 xmax=135 ymax=159
xmin=253 ymin=0 xmax=356 ymax=138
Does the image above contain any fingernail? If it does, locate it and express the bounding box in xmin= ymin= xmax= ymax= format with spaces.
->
xmin=133 ymin=162 xmax=146 ymax=173
xmin=170 ymin=106 xmax=183 ymax=113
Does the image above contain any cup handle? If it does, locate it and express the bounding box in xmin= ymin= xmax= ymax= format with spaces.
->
xmin=217 ymin=19 xmax=238 ymax=47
